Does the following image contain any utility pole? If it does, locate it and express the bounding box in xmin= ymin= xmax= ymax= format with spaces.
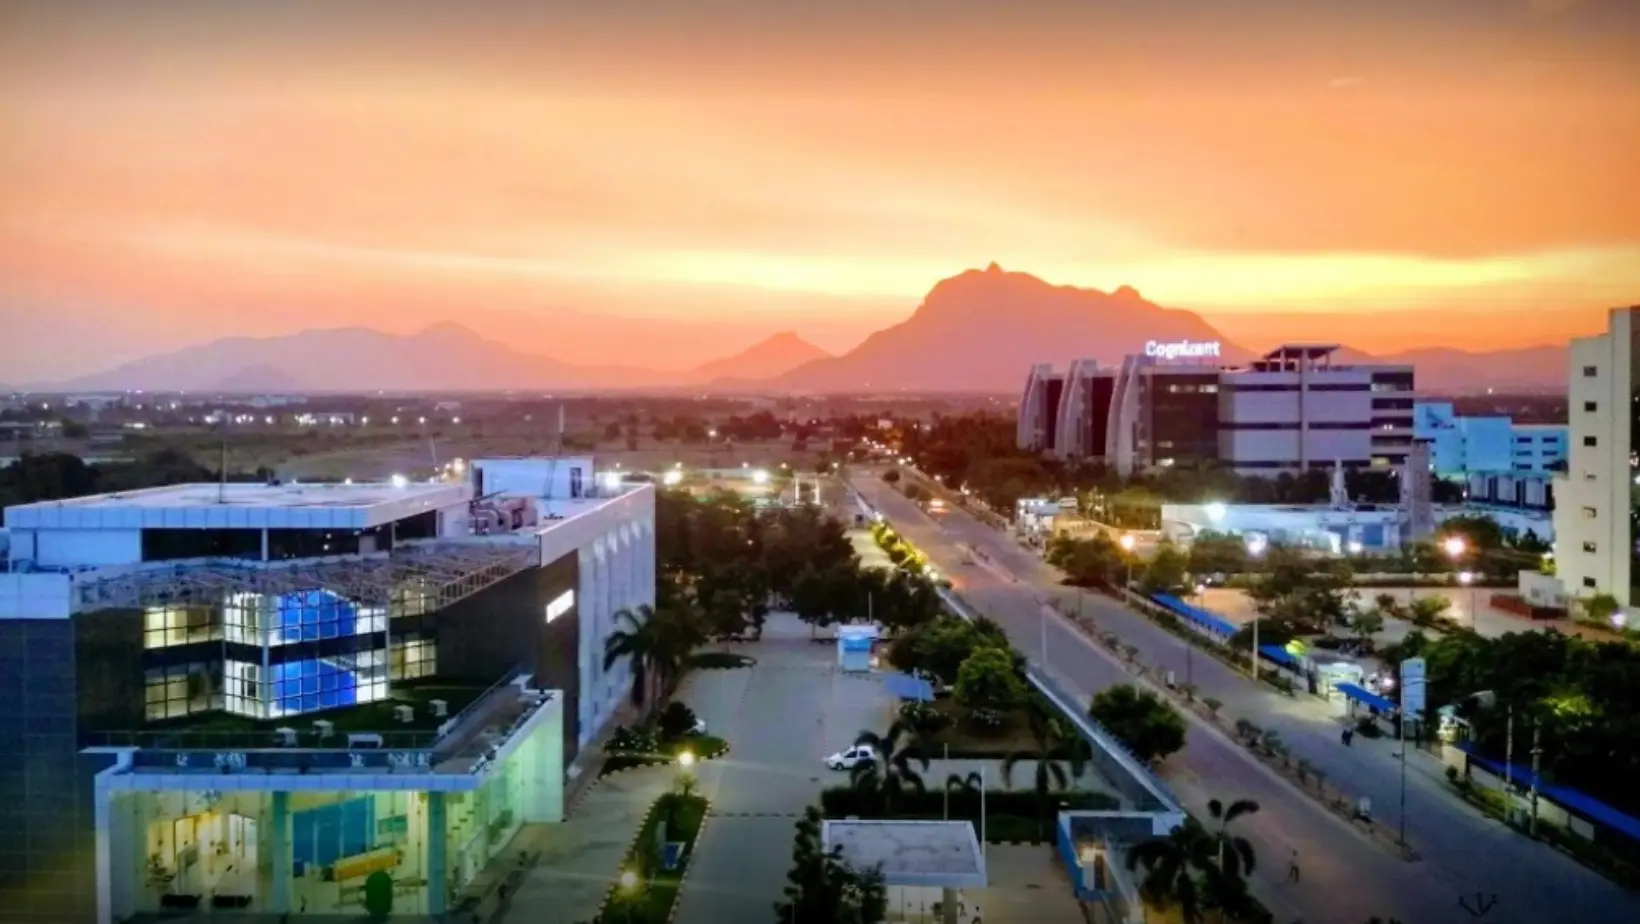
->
xmin=1504 ymin=705 xmax=1514 ymax=791
xmin=1251 ymin=616 xmax=1260 ymax=682
xmin=1529 ymin=719 xmax=1543 ymax=837
xmin=1397 ymin=704 xmax=1409 ymax=848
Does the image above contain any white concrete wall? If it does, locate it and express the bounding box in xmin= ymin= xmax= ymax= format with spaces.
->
xmin=31 ymin=527 xmax=143 ymax=568
xmin=0 ymin=571 xmax=74 ymax=620
xmin=1554 ymin=312 xmax=1635 ymax=605
xmin=473 ymin=457 xmax=598 ymax=501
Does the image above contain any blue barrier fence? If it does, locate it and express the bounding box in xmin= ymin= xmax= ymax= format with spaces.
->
xmin=1454 ymin=741 xmax=1640 ymax=845
xmin=1150 ymin=594 xmax=1303 ymax=672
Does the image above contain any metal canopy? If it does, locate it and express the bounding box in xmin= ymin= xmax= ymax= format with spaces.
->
xmin=72 ymin=540 xmax=538 ymax=612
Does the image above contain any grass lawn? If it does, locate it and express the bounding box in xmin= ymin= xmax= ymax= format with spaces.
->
xmin=917 ymin=699 xmax=1046 ymax=758
xmin=604 ymin=792 xmax=710 ymax=924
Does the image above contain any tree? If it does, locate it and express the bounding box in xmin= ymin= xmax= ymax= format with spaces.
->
xmin=1352 ymin=608 xmax=1385 ymax=646
xmin=1141 ymin=541 xmax=1189 ymax=594
xmin=850 ymin=720 xmax=930 ymax=815
xmin=888 ymin=617 xmax=995 ymax=684
xmin=1187 ymin=531 xmax=1248 ymax=577
xmin=1004 ymin=713 xmax=1090 ymax=839
xmin=602 ymin=604 xmax=702 ymax=716
xmin=1407 ymin=596 xmax=1452 ymax=626
xmin=1046 ymin=532 xmax=1127 ymax=589
xmin=1582 ymin=592 xmax=1622 ymax=627
xmin=953 ymin=646 xmax=1026 ymax=712
xmin=1127 ymin=817 xmax=1212 ymax=923
xmin=791 ymin=563 xmax=859 ymax=635
xmin=774 ymin=806 xmax=888 ymax=924
xmin=1088 ymin=684 xmax=1187 ymax=764
xmin=1203 ymin=798 xmax=1259 ymax=882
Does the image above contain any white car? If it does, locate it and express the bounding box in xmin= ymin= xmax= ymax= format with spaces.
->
xmin=825 ymin=745 xmax=877 ymax=771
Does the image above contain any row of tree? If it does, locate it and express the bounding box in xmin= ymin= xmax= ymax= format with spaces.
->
xmin=1387 ymin=626 xmax=1640 ymax=820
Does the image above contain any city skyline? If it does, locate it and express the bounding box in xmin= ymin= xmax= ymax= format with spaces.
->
xmin=3 ymin=0 xmax=1638 ymax=380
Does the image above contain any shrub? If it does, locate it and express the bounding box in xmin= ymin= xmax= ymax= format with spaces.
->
xmin=688 ymin=651 xmax=755 ymax=670
xmin=1354 ymin=717 xmax=1384 ymax=738
xmin=898 ymin=701 xmax=952 ymax=736
xmin=658 ymin=702 xmax=699 ymax=741
xmin=968 ymin=707 xmax=1008 ymax=731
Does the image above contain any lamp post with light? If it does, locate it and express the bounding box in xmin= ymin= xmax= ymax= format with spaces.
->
xmin=1459 ymin=571 xmax=1477 ymax=631
xmin=1444 ymin=536 xmax=1470 ymax=628
xmin=1119 ymin=534 xmax=1137 ymax=589
xmin=1245 ymin=536 xmax=1268 ymax=680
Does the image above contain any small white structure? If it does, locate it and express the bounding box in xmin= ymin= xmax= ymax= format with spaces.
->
xmin=394 ymin=704 xmax=415 ymax=724
xmin=837 ymin=624 xmax=880 ymax=673
xmin=824 ymin=820 xmax=987 ymax=924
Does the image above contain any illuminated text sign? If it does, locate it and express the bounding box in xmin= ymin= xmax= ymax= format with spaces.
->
xmin=1144 ymin=339 xmax=1221 ymax=361
xmin=545 ymin=590 xmax=575 ymax=624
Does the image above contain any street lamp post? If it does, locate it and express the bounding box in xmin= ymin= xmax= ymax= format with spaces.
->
xmin=1119 ymin=534 xmax=1137 ymax=590
xmin=1245 ymin=537 xmax=1267 ymax=680
xmin=1459 ymin=570 xmax=1476 ymax=630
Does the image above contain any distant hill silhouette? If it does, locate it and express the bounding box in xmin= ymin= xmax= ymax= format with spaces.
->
xmin=768 ymin=264 xmax=1252 ymax=392
xmin=689 ymin=331 xmax=830 ymax=383
xmin=1335 ymin=344 xmax=1568 ymax=394
xmin=209 ymin=363 xmax=307 ymax=393
xmin=38 ymin=267 xmax=1575 ymax=395
xmin=50 ymin=323 xmax=675 ymax=392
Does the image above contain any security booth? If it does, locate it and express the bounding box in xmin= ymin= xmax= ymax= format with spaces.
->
xmin=837 ymin=624 xmax=881 ymax=672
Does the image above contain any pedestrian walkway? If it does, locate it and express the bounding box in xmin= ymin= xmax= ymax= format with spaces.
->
xmin=496 ymin=764 xmax=676 ymax=924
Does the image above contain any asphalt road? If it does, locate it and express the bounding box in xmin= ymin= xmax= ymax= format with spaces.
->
xmin=853 ymin=471 xmax=1640 ymax=924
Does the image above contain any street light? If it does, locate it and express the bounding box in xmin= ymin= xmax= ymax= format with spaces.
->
xmin=618 ymin=868 xmax=639 ymax=891
xmin=1118 ymin=534 xmax=1137 ymax=589
xmin=1245 ymin=537 xmax=1267 ymax=680
xmin=677 ymin=750 xmax=696 ymax=770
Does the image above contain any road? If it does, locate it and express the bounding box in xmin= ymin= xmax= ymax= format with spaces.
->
xmin=853 ymin=471 xmax=1640 ymax=924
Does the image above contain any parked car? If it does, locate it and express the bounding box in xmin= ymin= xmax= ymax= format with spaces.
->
xmin=825 ymin=745 xmax=877 ymax=771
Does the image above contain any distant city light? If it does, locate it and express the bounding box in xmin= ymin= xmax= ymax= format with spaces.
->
xmin=389 ymin=474 xmax=408 ymax=489
xmin=751 ymin=469 xmax=770 ymax=485
xmin=1204 ymin=502 xmax=1227 ymax=523
xmin=662 ymin=470 xmax=683 ymax=486
xmin=600 ymin=471 xmax=622 ymax=491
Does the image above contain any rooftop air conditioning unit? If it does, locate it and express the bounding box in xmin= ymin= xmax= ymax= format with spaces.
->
xmin=394 ymin=705 xmax=414 ymax=724
xmin=312 ymin=720 xmax=335 ymax=739
xmin=273 ymin=727 xmax=298 ymax=747
xmin=430 ymin=698 xmax=449 ymax=717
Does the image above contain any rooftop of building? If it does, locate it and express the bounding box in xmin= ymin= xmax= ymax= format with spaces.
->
xmin=100 ymin=670 xmax=559 ymax=780
xmin=822 ymin=820 xmax=987 ymax=889
xmin=4 ymin=479 xmax=460 ymax=513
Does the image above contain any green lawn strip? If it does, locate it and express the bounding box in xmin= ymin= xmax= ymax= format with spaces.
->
xmin=598 ymin=792 xmax=709 ymax=924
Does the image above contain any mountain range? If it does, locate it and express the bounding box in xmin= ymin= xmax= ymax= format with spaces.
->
xmin=34 ymin=265 xmax=1573 ymax=395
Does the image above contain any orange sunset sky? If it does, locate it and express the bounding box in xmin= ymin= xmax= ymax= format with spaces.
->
xmin=3 ymin=0 xmax=1639 ymax=382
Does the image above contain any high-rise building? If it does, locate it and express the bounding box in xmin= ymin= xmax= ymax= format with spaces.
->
xmin=1018 ymin=344 xmax=1416 ymax=475
xmin=1553 ymin=307 xmax=1640 ymax=614
xmin=0 ymin=458 xmax=653 ymax=923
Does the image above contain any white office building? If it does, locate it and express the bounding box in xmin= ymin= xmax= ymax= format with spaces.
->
xmin=1413 ymin=402 xmax=1567 ymax=478
xmin=1553 ymin=307 xmax=1640 ymax=612
xmin=1019 ymin=344 xmax=1416 ymax=475
xmin=0 ymin=457 xmax=654 ymax=922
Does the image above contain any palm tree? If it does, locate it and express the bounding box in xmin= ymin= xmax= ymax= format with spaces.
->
xmin=602 ymin=603 xmax=701 ymax=717
xmin=850 ymin=720 xmax=930 ymax=815
xmin=1003 ymin=714 xmax=1089 ymax=839
xmin=1126 ymin=817 xmax=1212 ymax=924
xmin=1204 ymin=798 xmax=1259 ymax=883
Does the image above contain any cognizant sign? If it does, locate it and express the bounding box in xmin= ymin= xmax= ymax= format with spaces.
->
xmin=1144 ymin=339 xmax=1222 ymax=361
